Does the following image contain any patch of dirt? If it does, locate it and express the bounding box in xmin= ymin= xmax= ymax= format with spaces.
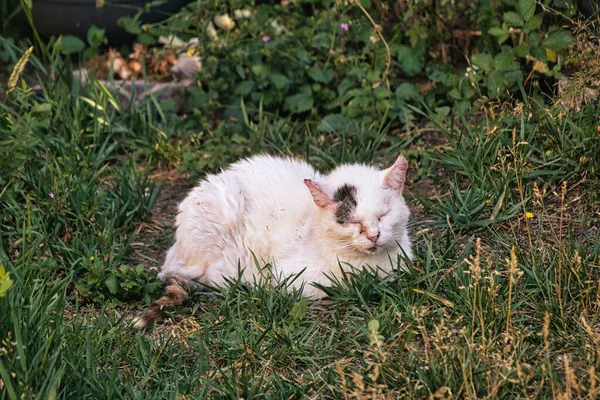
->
xmin=129 ymin=169 xmax=193 ymax=271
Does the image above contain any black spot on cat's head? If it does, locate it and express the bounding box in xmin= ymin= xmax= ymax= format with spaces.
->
xmin=333 ymin=184 xmax=357 ymax=224
xmin=333 ymin=184 xmax=357 ymax=203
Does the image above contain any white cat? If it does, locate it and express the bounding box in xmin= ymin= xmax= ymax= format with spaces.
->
xmin=134 ymin=154 xmax=413 ymax=328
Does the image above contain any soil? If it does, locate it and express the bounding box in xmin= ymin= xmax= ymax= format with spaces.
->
xmin=128 ymin=169 xmax=193 ymax=271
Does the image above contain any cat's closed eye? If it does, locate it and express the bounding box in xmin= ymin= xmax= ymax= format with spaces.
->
xmin=348 ymin=220 xmax=366 ymax=233
xmin=377 ymin=212 xmax=390 ymax=221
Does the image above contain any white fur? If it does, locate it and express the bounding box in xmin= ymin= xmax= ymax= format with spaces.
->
xmin=159 ymin=155 xmax=413 ymax=298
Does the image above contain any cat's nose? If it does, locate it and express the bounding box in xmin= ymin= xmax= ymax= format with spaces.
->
xmin=366 ymin=231 xmax=380 ymax=243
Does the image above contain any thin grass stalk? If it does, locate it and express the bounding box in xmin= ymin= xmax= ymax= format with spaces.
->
xmin=542 ymin=312 xmax=556 ymax=398
xmin=505 ymin=246 xmax=518 ymax=336
xmin=352 ymin=0 xmax=391 ymax=89
xmin=556 ymin=181 xmax=568 ymax=314
xmin=510 ymin=125 xmax=536 ymax=274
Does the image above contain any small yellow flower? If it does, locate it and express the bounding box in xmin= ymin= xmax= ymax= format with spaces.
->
xmin=89 ymin=256 xmax=95 ymax=261
xmin=186 ymin=48 xmax=195 ymax=57
xmin=485 ymin=199 xmax=492 ymax=205
xmin=524 ymin=212 xmax=534 ymax=219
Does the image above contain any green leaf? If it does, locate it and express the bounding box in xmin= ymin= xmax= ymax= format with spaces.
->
xmin=488 ymin=26 xmax=506 ymax=37
xmin=395 ymin=82 xmax=421 ymax=102
xmin=487 ymin=70 xmax=507 ymax=97
xmin=105 ymin=275 xmax=119 ymax=295
xmin=498 ymin=34 xmax=510 ymax=44
xmin=270 ymin=73 xmax=291 ymax=89
xmin=527 ymin=31 xmax=541 ymax=47
xmin=488 ymin=27 xmax=509 ymax=44
xmin=436 ymin=106 xmax=451 ymax=119
xmin=307 ymin=67 xmax=334 ymax=84
xmin=513 ymin=44 xmax=530 ymax=58
xmin=454 ymin=99 xmax=472 ymax=114
xmin=235 ymin=65 xmax=246 ymax=79
xmin=317 ymin=114 xmax=353 ymax=132
xmin=493 ymin=51 xmax=516 ymax=71
xmin=0 ymin=265 xmax=13 ymax=297
xmin=397 ymin=45 xmax=424 ymax=76
xmin=235 ymin=81 xmax=256 ymax=96
xmin=289 ymin=299 xmax=308 ymax=322
xmin=138 ymin=33 xmax=157 ymax=45
xmin=524 ymin=14 xmax=542 ymax=33
xmin=120 ymin=15 xmax=142 ymax=35
xmin=542 ymin=28 xmax=574 ymax=51
xmin=86 ymin=25 xmax=106 ymax=47
xmin=32 ymin=102 xmax=52 ymax=114
xmin=57 ymin=35 xmax=85 ymax=54
xmin=516 ymin=0 xmax=535 ymax=21
xmin=503 ymin=11 xmax=524 ymax=27
xmin=531 ymin=46 xmax=547 ymax=61
xmin=373 ymin=86 xmax=391 ymax=99
xmin=471 ymin=53 xmax=493 ymax=73
xmin=460 ymin=80 xmax=477 ymax=99
xmin=504 ymin=69 xmax=524 ymax=87
xmin=285 ymin=86 xmax=313 ymax=113
xmin=251 ymin=64 xmax=268 ymax=79
xmin=337 ymin=80 xmax=355 ymax=97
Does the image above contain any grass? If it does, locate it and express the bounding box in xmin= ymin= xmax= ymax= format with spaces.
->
xmin=2 ymin=13 xmax=600 ymax=400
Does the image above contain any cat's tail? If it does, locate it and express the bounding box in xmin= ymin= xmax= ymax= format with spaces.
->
xmin=133 ymin=279 xmax=188 ymax=329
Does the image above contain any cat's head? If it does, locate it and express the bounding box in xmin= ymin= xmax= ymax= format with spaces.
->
xmin=304 ymin=156 xmax=410 ymax=255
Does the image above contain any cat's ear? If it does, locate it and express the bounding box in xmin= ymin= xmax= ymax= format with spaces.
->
xmin=382 ymin=156 xmax=408 ymax=192
xmin=304 ymin=179 xmax=334 ymax=208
